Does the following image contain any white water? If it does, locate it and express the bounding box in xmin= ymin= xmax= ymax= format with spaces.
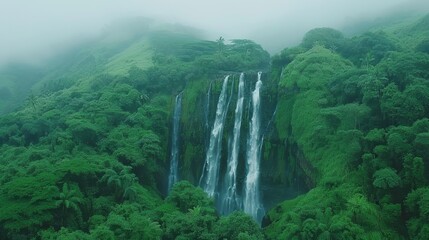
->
xmin=200 ymin=76 xmax=230 ymax=197
xmin=243 ymin=72 xmax=264 ymax=222
xmin=167 ymin=92 xmax=183 ymax=192
xmin=205 ymin=81 xmax=213 ymax=132
xmin=221 ymin=73 xmax=245 ymax=214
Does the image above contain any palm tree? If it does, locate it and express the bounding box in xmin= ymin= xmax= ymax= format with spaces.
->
xmin=216 ymin=36 xmax=225 ymax=52
xmin=101 ymin=166 xmax=138 ymax=201
xmin=188 ymin=206 xmax=202 ymax=216
xmin=122 ymin=184 xmax=139 ymax=201
xmin=101 ymin=169 xmax=121 ymax=189
xmin=55 ymin=183 xmax=83 ymax=226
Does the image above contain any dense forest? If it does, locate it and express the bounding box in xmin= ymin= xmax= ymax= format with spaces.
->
xmin=1 ymin=13 xmax=429 ymax=239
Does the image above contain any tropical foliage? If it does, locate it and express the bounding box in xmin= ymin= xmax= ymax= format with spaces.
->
xmin=1 ymin=13 xmax=429 ymax=240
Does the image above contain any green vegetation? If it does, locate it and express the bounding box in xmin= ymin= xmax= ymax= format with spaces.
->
xmin=0 ymin=19 xmax=268 ymax=239
xmin=1 ymin=14 xmax=429 ymax=239
xmin=264 ymin=13 xmax=429 ymax=239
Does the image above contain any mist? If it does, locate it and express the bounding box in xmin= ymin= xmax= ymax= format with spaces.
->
xmin=1 ymin=0 xmax=429 ymax=65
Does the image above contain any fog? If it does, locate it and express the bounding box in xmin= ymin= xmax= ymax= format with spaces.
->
xmin=1 ymin=0 xmax=429 ymax=65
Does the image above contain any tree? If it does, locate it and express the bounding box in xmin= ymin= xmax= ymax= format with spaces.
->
xmin=346 ymin=193 xmax=377 ymax=225
xmin=66 ymin=119 xmax=100 ymax=146
xmin=403 ymin=154 xmax=425 ymax=189
xmin=216 ymin=36 xmax=225 ymax=52
xmin=377 ymin=51 xmax=429 ymax=90
xmin=328 ymin=215 xmax=365 ymax=239
xmin=360 ymin=52 xmax=375 ymax=72
xmin=101 ymin=169 xmax=122 ymax=189
xmin=38 ymin=227 xmax=91 ymax=240
xmin=90 ymin=225 xmax=115 ymax=240
xmin=166 ymin=181 xmax=214 ymax=212
xmin=387 ymin=132 xmax=410 ymax=152
xmin=342 ymin=31 xmax=397 ymax=66
xmin=321 ymin=103 xmax=370 ymax=131
xmin=380 ymin=83 xmax=424 ymax=125
xmin=102 ymin=204 xmax=162 ymax=240
xmin=405 ymin=188 xmax=429 ymax=239
xmin=214 ymin=211 xmax=263 ymax=239
xmin=55 ymin=183 xmax=84 ymax=227
xmin=414 ymin=132 xmax=429 ymax=160
xmin=100 ymin=166 xmax=138 ymax=201
xmin=163 ymin=206 xmax=217 ymax=240
xmin=301 ymin=28 xmax=345 ymax=51
xmin=373 ymin=168 xmax=401 ymax=189
xmin=0 ymin=172 xmax=59 ymax=235
xmin=128 ymin=213 xmax=162 ymax=240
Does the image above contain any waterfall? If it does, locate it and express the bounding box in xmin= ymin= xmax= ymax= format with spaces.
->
xmin=264 ymin=105 xmax=278 ymax=136
xmin=205 ymin=81 xmax=213 ymax=132
xmin=243 ymin=72 xmax=264 ymax=222
xmin=221 ymin=73 xmax=245 ymax=214
xmin=200 ymin=76 xmax=230 ymax=197
xmin=204 ymin=81 xmax=214 ymax=157
xmin=167 ymin=92 xmax=183 ymax=192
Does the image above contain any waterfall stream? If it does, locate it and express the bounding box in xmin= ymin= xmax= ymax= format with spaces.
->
xmin=167 ymin=92 xmax=183 ymax=192
xmin=243 ymin=72 xmax=264 ymax=222
xmin=221 ymin=73 xmax=245 ymax=214
xmin=200 ymin=76 xmax=231 ymax=197
xmin=175 ymin=72 xmax=266 ymax=223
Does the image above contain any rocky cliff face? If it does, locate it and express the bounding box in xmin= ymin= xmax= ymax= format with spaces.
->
xmin=171 ymin=45 xmax=357 ymax=215
xmin=173 ymin=69 xmax=310 ymax=212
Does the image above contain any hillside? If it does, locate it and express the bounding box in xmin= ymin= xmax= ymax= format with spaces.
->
xmin=0 ymin=14 xmax=429 ymax=239
xmin=264 ymin=13 xmax=429 ymax=239
xmin=0 ymin=19 xmax=270 ymax=239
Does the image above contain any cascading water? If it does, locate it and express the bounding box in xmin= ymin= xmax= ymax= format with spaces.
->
xmin=221 ymin=73 xmax=245 ymax=214
xmin=205 ymin=81 xmax=213 ymax=132
xmin=243 ymin=72 xmax=264 ymax=222
xmin=200 ymin=76 xmax=230 ymax=197
xmin=167 ymin=92 xmax=183 ymax=192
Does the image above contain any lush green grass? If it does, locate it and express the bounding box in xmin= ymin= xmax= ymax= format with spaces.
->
xmin=105 ymin=38 xmax=153 ymax=75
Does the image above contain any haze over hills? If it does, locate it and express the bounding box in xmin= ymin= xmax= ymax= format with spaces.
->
xmin=2 ymin=0 xmax=429 ymax=66
xmin=0 ymin=4 xmax=429 ymax=240
xmin=1 ymin=7 xmax=428 ymax=115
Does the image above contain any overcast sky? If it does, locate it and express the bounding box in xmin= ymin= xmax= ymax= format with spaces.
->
xmin=1 ymin=0 xmax=428 ymax=65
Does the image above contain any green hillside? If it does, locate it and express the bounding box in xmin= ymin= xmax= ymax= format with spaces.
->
xmin=0 ymin=14 xmax=429 ymax=239
xmin=264 ymin=13 xmax=429 ymax=239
